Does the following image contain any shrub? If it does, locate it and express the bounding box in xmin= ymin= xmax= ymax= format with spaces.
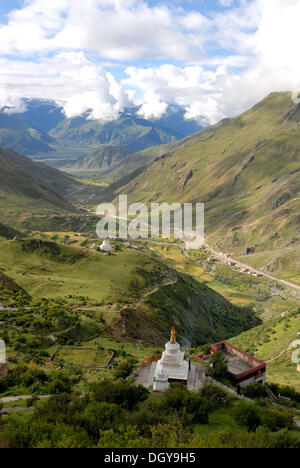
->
xmin=242 ymin=383 xmax=268 ymax=399
xmin=211 ymin=351 xmax=228 ymax=379
xmin=26 ymin=396 xmax=39 ymax=408
xmin=161 ymin=384 xmax=188 ymax=412
xmin=93 ymin=381 xmax=149 ymax=410
xmin=185 ymin=394 xmax=210 ymax=424
xmin=113 ymin=357 xmax=137 ymax=379
xmin=261 ymin=408 xmax=295 ymax=432
xmin=234 ymin=401 xmax=261 ymax=432
xmin=78 ymin=402 xmax=123 ymax=441
xmin=22 ymin=369 xmax=49 ymax=387
xmin=0 ymin=378 xmax=7 ymax=393
xmin=268 ymin=383 xmax=300 ymax=404
xmin=200 ymin=384 xmax=233 ymax=411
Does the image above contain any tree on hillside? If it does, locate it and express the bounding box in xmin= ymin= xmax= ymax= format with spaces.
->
xmin=211 ymin=351 xmax=228 ymax=379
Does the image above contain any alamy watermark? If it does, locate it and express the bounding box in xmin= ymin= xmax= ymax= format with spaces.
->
xmin=291 ymin=339 xmax=300 ymax=364
xmin=0 ymin=339 xmax=6 ymax=364
xmin=96 ymin=196 xmax=204 ymax=249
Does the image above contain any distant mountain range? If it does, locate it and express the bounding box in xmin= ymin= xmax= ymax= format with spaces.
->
xmin=0 ymin=99 xmax=203 ymax=161
xmin=55 ymin=146 xmax=132 ymax=172
xmin=0 ymin=112 xmax=55 ymax=156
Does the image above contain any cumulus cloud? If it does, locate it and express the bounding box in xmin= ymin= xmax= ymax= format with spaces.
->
xmin=0 ymin=0 xmax=300 ymax=124
xmin=124 ymin=65 xmax=226 ymax=122
xmin=0 ymin=52 xmax=130 ymax=120
xmin=124 ymin=0 xmax=300 ymax=123
xmin=0 ymin=0 xmax=199 ymax=61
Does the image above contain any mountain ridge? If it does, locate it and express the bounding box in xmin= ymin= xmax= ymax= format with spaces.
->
xmin=0 ymin=100 xmax=203 ymax=160
xmin=0 ymin=146 xmax=80 ymax=225
xmin=104 ymin=92 xmax=300 ymax=282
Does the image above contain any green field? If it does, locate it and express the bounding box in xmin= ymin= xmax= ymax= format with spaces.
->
xmin=53 ymin=348 xmax=111 ymax=367
xmin=0 ymin=237 xmax=165 ymax=302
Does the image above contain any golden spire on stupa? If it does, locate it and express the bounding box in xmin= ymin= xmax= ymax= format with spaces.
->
xmin=170 ymin=327 xmax=176 ymax=344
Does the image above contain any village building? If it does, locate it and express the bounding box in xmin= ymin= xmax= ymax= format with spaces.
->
xmin=197 ymin=341 xmax=267 ymax=388
xmin=135 ymin=331 xmax=267 ymax=393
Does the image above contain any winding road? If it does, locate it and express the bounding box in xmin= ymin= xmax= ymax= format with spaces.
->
xmin=204 ymin=244 xmax=300 ymax=299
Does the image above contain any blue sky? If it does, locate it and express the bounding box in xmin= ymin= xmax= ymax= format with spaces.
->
xmin=0 ymin=0 xmax=26 ymax=19
xmin=0 ymin=0 xmax=299 ymax=123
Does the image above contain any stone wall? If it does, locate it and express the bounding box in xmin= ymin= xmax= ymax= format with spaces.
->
xmin=239 ymin=372 xmax=266 ymax=388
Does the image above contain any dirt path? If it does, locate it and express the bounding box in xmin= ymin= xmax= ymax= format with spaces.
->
xmin=1 ymin=407 xmax=34 ymax=414
xmin=266 ymin=339 xmax=300 ymax=363
xmin=49 ymin=326 xmax=76 ymax=343
xmin=135 ymin=271 xmax=178 ymax=308
xmin=145 ymin=239 xmax=300 ymax=298
xmin=0 ymin=395 xmax=50 ymax=404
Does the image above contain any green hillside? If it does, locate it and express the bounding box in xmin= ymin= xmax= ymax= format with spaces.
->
xmin=0 ymin=271 xmax=29 ymax=302
xmin=57 ymin=141 xmax=181 ymax=184
xmin=99 ymin=140 xmax=181 ymax=182
xmin=0 ymin=222 xmax=22 ymax=240
xmin=0 ymin=147 xmax=81 ymax=225
xmin=0 ymin=237 xmax=257 ymax=345
xmin=49 ymin=115 xmax=176 ymax=154
xmin=230 ymin=309 xmax=300 ymax=391
xmin=58 ymin=145 xmax=132 ymax=175
xmin=49 ymin=116 xmax=175 ymax=151
xmin=0 ymin=113 xmax=54 ymax=156
xmin=110 ymin=92 xmax=300 ymax=281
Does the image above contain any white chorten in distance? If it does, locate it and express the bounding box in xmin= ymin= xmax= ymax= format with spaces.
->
xmin=100 ymin=239 xmax=113 ymax=251
xmin=153 ymin=328 xmax=189 ymax=391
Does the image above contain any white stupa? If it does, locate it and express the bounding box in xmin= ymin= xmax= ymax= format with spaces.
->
xmin=100 ymin=239 xmax=113 ymax=251
xmin=153 ymin=328 xmax=189 ymax=389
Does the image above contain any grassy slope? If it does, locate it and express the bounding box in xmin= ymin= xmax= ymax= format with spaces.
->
xmin=0 ymin=237 xmax=257 ymax=346
xmin=0 ymin=271 xmax=29 ymax=302
xmin=230 ymin=310 xmax=300 ymax=391
xmin=59 ymin=146 xmax=133 ymax=173
xmin=98 ymin=140 xmax=180 ymax=182
xmin=0 ymin=113 xmax=54 ymax=156
xmin=111 ymin=92 xmax=300 ymax=282
xmin=49 ymin=115 xmax=176 ymax=155
xmin=142 ymin=242 xmax=298 ymax=319
xmin=0 ymin=147 xmax=82 ymax=225
xmin=58 ymin=142 xmax=179 ymax=184
xmin=135 ymin=241 xmax=300 ymax=389
xmin=0 ymin=223 xmax=22 ymax=240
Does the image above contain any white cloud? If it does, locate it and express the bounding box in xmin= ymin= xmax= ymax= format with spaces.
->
xmin=0 ymin=0 xmax=199 ymax=61
xmin=137 ymin=91 xmax=168 ymax=119
xmin=219 ymin=0 xmax=235 ymax=7
xmin=123 ymin=0 xmax=300 ymax=123
xmin=0 ymin=0 xmax=300 ymax=125
xmin=0 ymin=52 xmax=130 ymax=121
xmin=124 ymin=64 xmax=224 ymax=122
